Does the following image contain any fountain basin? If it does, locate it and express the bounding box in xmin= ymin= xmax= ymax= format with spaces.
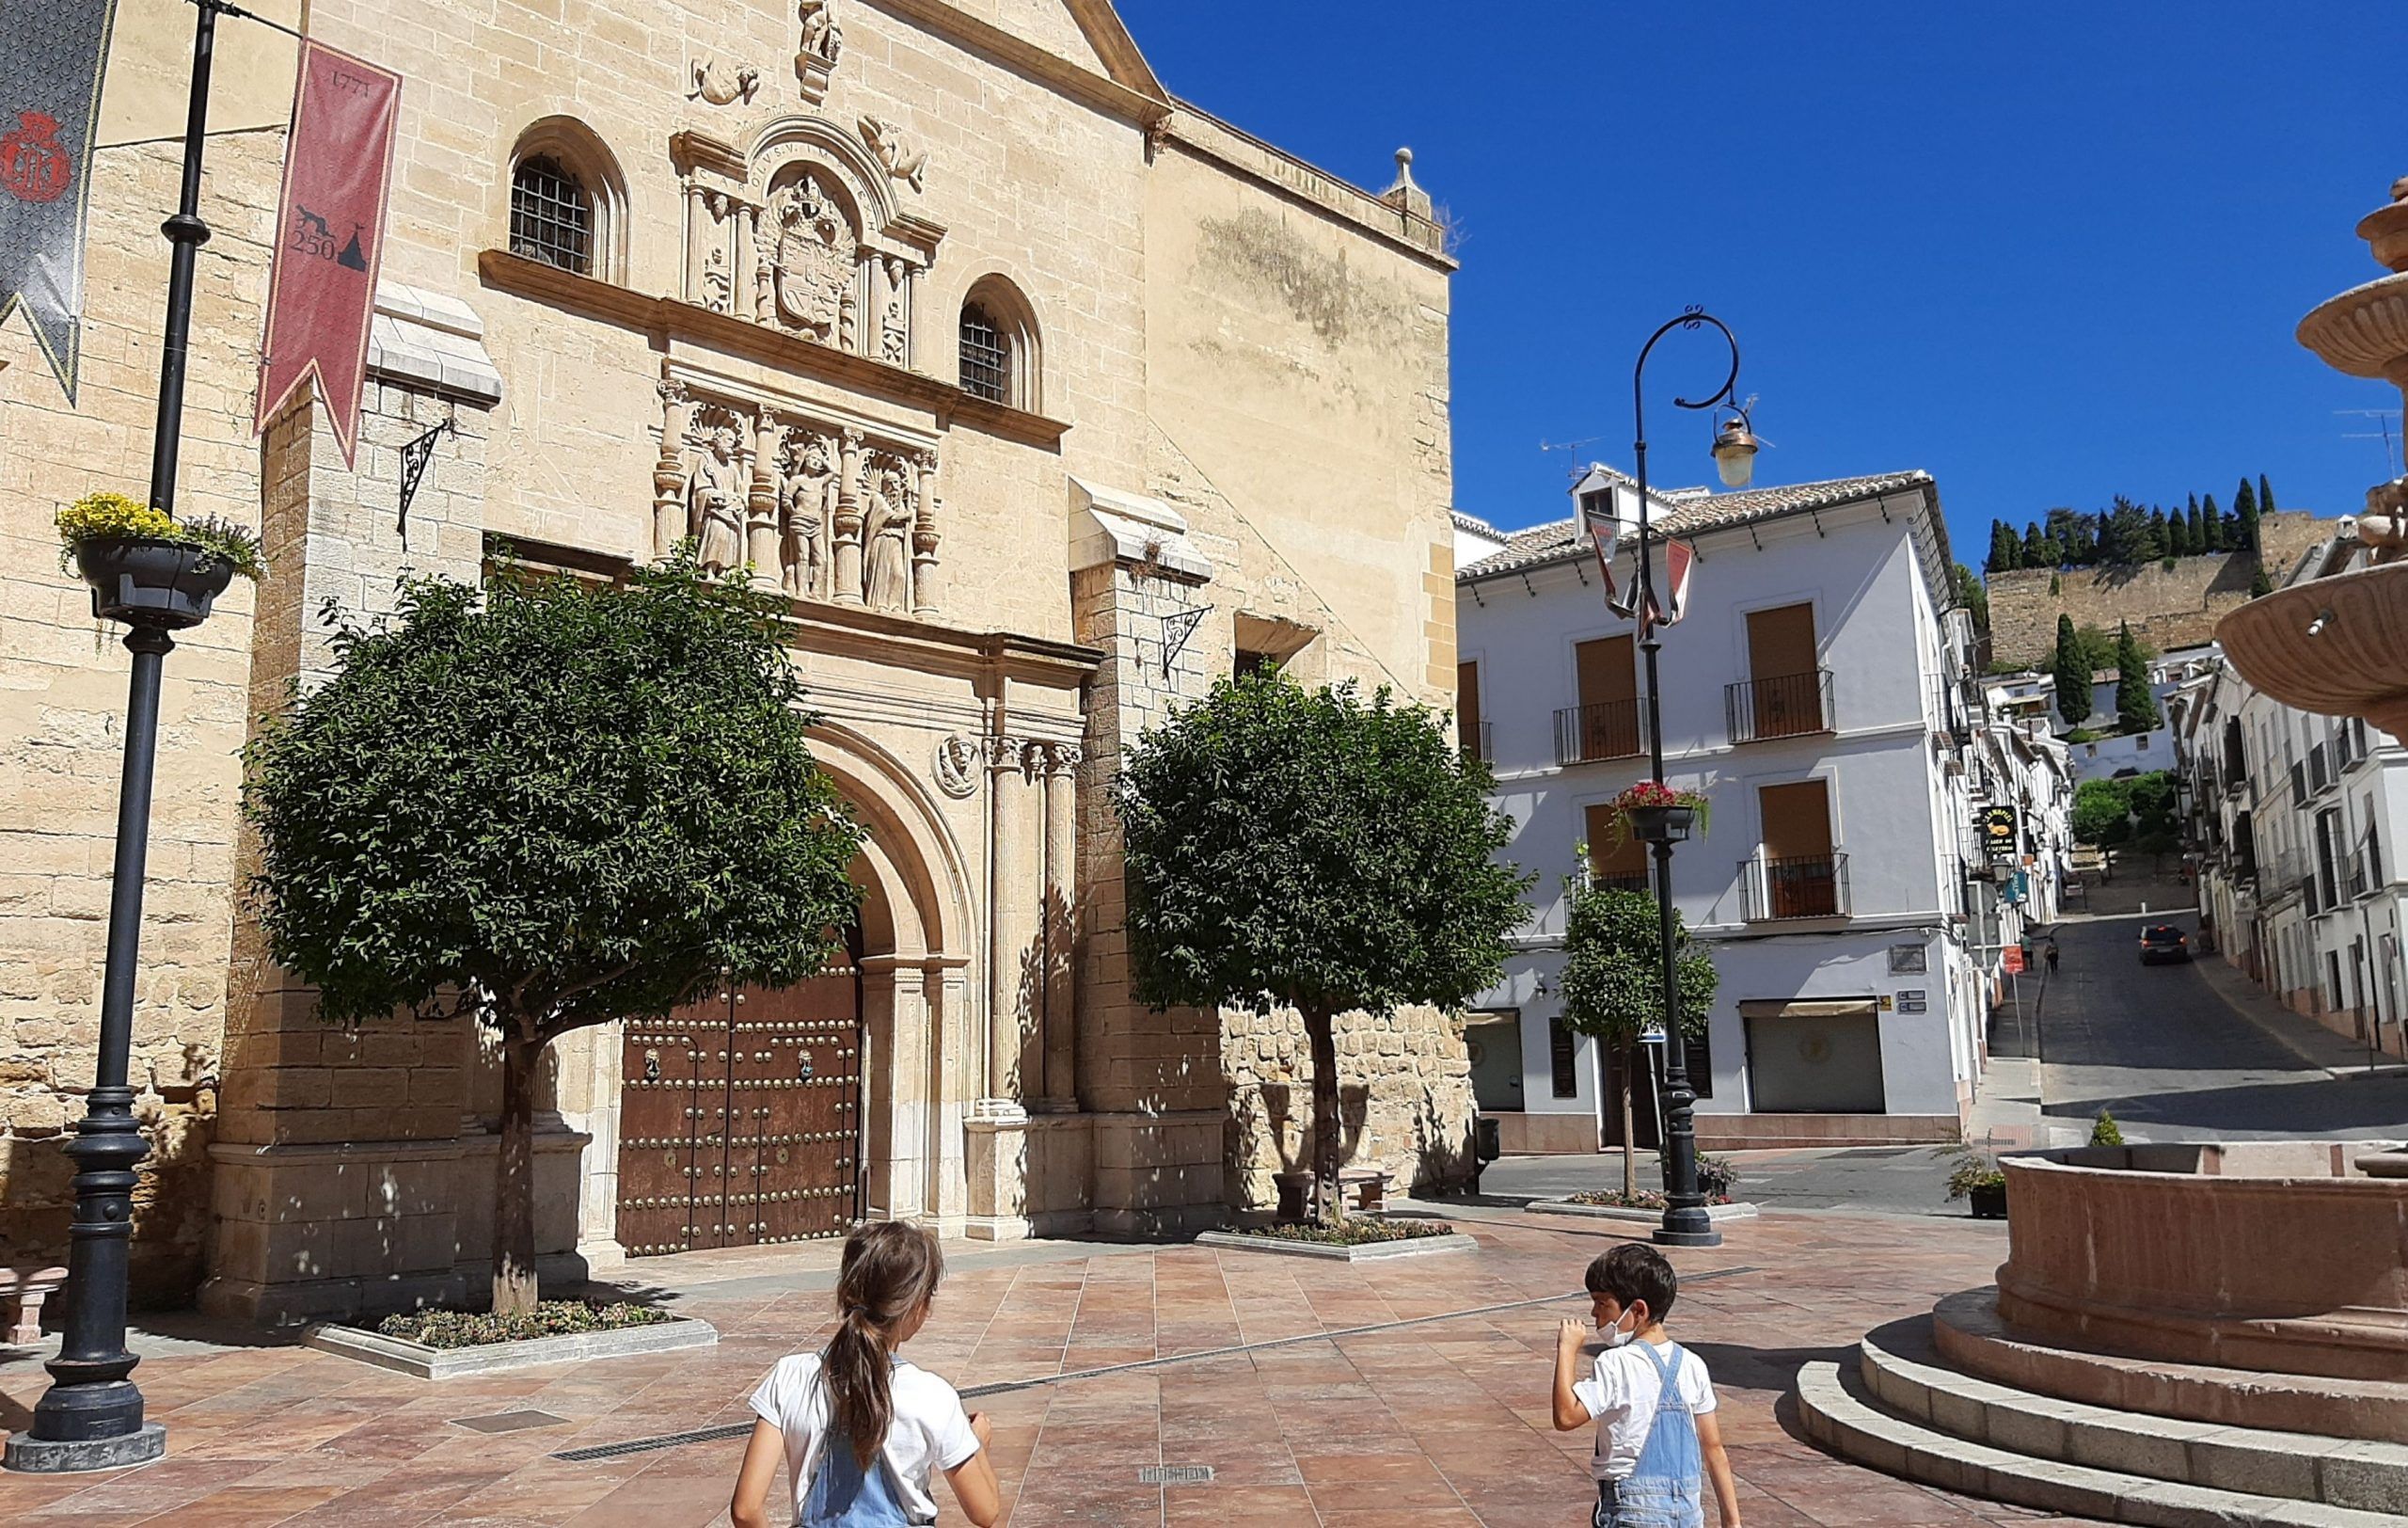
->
xmin=2215 ymin=559 xmax=2408 ymax=739
xmin=2297 ymin=269 xmax=2408 ymax=384
xmin=1997 ymin=1143 xmax=2408 ymax=1381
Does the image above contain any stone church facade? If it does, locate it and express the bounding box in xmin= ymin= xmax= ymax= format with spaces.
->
xmin=0 ymin=0 xmax=1469 ymax=1319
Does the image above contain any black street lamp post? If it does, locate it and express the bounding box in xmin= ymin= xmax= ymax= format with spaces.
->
xmin=1628 ymin=308 xmax=1757 ymax=1251
xmin=6 ymin=0 xmax=237 ymax=1474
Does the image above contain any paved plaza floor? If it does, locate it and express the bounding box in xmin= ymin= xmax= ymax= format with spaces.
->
xmin=0 ymin=1206 xmax=2103 ymax=1526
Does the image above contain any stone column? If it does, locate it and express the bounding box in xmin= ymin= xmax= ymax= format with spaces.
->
xmin=911 ymin=449 xmax=941 ymax=617
xmin=1040 ymin=741 xmax=1079 ymax=1107
xmin=653 ymin=381 xmax=690 ymax=558
xmin=981 ymin=735 xmax=1031 ymax=1116
xmin=746 ymin=414 xmax=780 ymax=583
xmin=833 ymin=428 xmax=865 ymax=604
xmin=736 ymin=201 xmax=760 ymax=322
xmin=681 ymin=183 xmax=705 ymax=304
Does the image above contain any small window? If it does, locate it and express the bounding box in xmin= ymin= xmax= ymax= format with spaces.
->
xmin=958 ymin=303 xmax=1010 ymax=403
xmin=1548 ymin=1019 xmax=1578 ymax=1098
xmin=1235 ymin=647 xmax=1279 ymax=679
xmin=510 ymin=154 xmax=593 ymax=274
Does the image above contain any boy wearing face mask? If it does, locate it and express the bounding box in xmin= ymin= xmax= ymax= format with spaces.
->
xmin=1550 ymin=1244 xmax=1742 ymax=1528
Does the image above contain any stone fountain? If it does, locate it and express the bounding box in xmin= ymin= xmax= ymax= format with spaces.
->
xmin=1787 ymin=179 xmax=2408 ymax=1526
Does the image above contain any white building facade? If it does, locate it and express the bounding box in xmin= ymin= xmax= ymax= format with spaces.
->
xmin=2183 ymin=531 xmax=2408 ymax=1060
xmin=1455 ymin=470 xmax=2047 ymax=1153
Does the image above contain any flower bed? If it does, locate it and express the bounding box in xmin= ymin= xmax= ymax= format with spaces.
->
xmin=1564 ymin=1189 xmax=1733 ymax=1211
xmin=374 ymin=1299 xmax=673 ymax=1350
xmin=1228 ymin=1218 xmax=1455 ymax=1247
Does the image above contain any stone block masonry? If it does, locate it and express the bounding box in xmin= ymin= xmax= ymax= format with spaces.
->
xmin=1986 ymin=513 xmax=2340 ymax=668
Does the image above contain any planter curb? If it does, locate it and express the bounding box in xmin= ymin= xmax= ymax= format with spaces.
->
xmin=306 ymin=1314 xmax=715 ymax=1378
xmin=1527 ymin=1200 xmax=1759 ymax=1224
xmin=1193 ymin=1230 xmax=1481 ymax=1263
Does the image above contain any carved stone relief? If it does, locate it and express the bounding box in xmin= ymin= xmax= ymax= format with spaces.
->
xmin=795 ymin=0 xmax=843 ymax=103
xmin=655 ymin=375 xmax=941 ymax=614
xmin=933 ymin=733 xmax=981 ymax=798
xmin=688 ymin=58 xmax=761 ymax=106
xmin=763 ymin=172 xmax=857 ymax=346
xmin=858 ymin=116 xmax=928 ymax=194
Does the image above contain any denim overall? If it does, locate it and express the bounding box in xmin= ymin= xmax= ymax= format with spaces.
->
xmin=1593 ymin=1342 xmax=1704 ymax=1528
xmin=800 ymin=1430 xmax=913 ymax=1527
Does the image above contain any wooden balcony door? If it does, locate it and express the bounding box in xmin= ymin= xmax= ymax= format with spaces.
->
xmin=1583 ymin=803 xmax=1652 ymax=894
xmin=1574 ymin=635 xmax=1640 ymax=760
xmin=1759 ymin=780 xmax=1837 ymax=917
xmin=1745 ymin=603 xmax=1822 ymax=737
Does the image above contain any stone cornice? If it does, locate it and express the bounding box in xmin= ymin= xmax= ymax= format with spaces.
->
xmin=863 ymin=0 xmax=1170 ymax=127
xmin=1164 ymin=102 xmax=1454 ymax=273
xmin=483 ymin=533 xmax=1103 ymax=687
xmin=476 ymin=249 xmax=1070 ymax=452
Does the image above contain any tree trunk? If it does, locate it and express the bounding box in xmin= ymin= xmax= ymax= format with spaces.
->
xmin=493 ymin=1030 xmax=542 ymax=1317
xmin=1303 ymin=1006 xmax=1342 ymax=1226
xmin=1620 ymin=1038 xmax=1638 ymax=1201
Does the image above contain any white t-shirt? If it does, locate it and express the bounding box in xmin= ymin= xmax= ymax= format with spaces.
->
xmin=749 ymin=1352 xmax=981 ymax=1524
xmin=1571 ymin=1338 xmax=1718 ymax=1482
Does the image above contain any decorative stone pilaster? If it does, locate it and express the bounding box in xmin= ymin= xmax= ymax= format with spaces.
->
xmin=833 ymin=427 xmax=865 ymax=604
xmin=911 ymin=449 xmax=941 ymax=617
xmin=746 ymin=412 xmax=780 ymax=582
xmin=1039 ymin=740 xmax=1080 ymax=1108
xmin=653 ymin=380 xmax=689 ymax=558
xmin=978 ymin=734 xmax=1034 ymax=1119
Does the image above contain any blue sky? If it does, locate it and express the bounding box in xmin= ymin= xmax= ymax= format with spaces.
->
xmin=1120 ymin=2 xmax=2404 ymax=568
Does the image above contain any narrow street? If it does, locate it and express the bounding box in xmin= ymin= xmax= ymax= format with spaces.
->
xmin=2034 ymin=911 xmax=2408 ymax=1140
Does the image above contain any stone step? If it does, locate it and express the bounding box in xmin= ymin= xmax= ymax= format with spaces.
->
xmin=1935 ymin=1286 xmax=2408 ymax=1445
xmin=1861 ymin=1317 xmax=2408 ymax=1517
xmin=1795 ymin=1359 xmax=2404 ymax=1528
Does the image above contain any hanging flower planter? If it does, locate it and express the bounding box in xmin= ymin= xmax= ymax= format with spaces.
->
xmin=1601 ymin=780 xmax=1711 ymax=849
xmin=56 ymin=492 xmax=264 ymax=629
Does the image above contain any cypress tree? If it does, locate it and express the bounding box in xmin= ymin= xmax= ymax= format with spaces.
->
xmin=2165 ymin=508 xmax=2191 ymax=556
xmin=2187 ymin=497 xmax=2208 ymax=550
xmin=1988 ymin=521 xmax=2020 ymax=572
xmin=2115 ymin=621 xmax=2160 ymax=732
xmin=2259 ymin=473 xmax=2275 ymax=515
xmin=2053 ymin=614 xmax=2093 ymax=727
xmin=2201 ymin=492 xmax=2225 ymax=549
xmin=2149 ymin=507 xmax=2172 ymax=557
xmin=2236 ymin=477 xmax=2260 ymax=552
xmin=2023 ymin=523 xmax=2047 ymax=565
xmin=2250 ymin=562 xmax=2274 ymax=597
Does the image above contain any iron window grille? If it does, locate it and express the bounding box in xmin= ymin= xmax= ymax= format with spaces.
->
xmin=509 ymin=155 xmax=594 ymax=275
xmin=958 ymin=304 xmax=1011 ymax=404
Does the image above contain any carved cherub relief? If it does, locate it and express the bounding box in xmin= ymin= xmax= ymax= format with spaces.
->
xmin=859 ymin=116 xmax=928 ymax=194
xmin=799 ymin=0 xmax=843 ymax=62
xmin=688 ymin=58 xmax=761 ymax=106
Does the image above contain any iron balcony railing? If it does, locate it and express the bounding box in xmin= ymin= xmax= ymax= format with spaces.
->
xmin=1739 ymin=850 xmax=1850 ymax=921
xmin=1461 ymin=722 xmax=1493 ymax=766
xmin=1727 ymin=669 xmax=1834 ymax=745
xmin=1586 ymin=871 xmax=1652 ymax=896
xmin=1553 ymin=698 xmax=1647 ymax=767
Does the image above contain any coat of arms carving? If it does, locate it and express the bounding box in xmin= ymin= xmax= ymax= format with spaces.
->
xmin=763 ymin=173 xmax=856 ymax=345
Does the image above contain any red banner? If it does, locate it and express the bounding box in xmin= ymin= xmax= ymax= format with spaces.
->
xmin=255 ymin=41 xmax=402 ymax=466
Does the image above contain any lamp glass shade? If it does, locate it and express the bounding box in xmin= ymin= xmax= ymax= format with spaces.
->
xmin=1711 ymin=421 xmax=1759 ymax=487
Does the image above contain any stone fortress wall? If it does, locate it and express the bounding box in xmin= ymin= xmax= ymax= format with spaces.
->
xmin=1986 ymin=512 xmax=2337 ymax=668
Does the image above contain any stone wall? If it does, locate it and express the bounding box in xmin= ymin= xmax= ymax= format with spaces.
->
xmin=0 ymin=129 xmax=285 ymax=1304
xmin=1986 ymin=513 xmax=2339 ymax=667
xmin=1222 ymin=1003 xmax=1476 ymax=1210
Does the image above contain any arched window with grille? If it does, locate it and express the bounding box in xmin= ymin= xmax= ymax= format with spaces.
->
xmin=957 ymin=278 xmax=1040 ymax=411
xmin=510 ymin=155 xmax=593 ymax=274
xmin=503 ymin=119 xmax=627 ymax=282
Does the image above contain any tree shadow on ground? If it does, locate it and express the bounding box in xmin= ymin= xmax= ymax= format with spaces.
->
xmin=1680 ymin=1340 xmax=1854 ymax=1397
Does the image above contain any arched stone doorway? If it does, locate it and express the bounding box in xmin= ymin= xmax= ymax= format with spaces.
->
xmin=560 ymin=722 xmax=976 ymax=1264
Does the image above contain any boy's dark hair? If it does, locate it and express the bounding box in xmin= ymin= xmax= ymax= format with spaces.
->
xmin=1584 ymin=1243 xmax=1678 ymax=1321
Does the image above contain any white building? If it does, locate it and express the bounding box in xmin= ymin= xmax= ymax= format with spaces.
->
xmin=1455 ymin=467 xmax=2047 ymax=1153
xmin=2182 ymin=529 xmax=2408 ymax=1059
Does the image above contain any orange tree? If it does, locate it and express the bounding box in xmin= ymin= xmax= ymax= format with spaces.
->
xmin=1111 ymin=672 xmax=1529 ymax=1221
xmin=243 ymin=549 xmax=862 ymax=1314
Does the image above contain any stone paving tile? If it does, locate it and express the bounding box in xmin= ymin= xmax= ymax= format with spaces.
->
xmin=0 ymin=1207 xmax=2090 ymax=1525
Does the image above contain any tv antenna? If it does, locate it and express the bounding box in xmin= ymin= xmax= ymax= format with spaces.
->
xmin=1539 ymin=435 xmax=1605 ymax=481
xmin=2338 ymin=408 xmax=2402 ymax=477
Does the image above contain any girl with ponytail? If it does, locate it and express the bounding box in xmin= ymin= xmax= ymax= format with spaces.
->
xmin=733 ymin=1223 xmax=1001 ymax=1527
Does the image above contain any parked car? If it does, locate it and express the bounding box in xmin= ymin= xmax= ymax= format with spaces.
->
xmin=2138 ymin=924 xmax=2191 ymax=964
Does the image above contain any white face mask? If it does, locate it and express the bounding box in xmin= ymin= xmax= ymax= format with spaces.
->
xmin=1603 ymin=1308 xmax=1640 ymax=1348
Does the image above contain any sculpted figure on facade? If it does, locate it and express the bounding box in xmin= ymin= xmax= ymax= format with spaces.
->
xmin=933 ymin=732 xmax=980 ymax=799
xmin=688 ymin=58 xmax=761 ymax=106
xmin=689 ymin=419 xmax=748 ymax=576
xmin=862 ymin=459 xmax=914 ymax=611
xmin=880 ymin=256 xmax=910 ymax=365
xmin=763 ymin=172 xmax=856 ymax=346
xmin=778 ymin=428 xmax=838 ymax=598
xmin=797 ymin=0 xmax=842 ymax=62
xmin=859 ymin=116 xmax=927 ymax=194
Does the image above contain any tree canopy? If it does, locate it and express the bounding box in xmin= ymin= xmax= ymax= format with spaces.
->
xmin=1978 ymin=477 xmax=2278 ymax=574
xmin=2052 ymin=614 xmax=2092 ymax=727
xmin=245 ymin=549 xmax=864 ymax=1311
xmin=1559 ymin=882 xmax=1718 ymax=1198
xmin=2115 ymin=621 xmax=2162 ymax=732
xmin=1113 ymin=672 xmax=1529 ymax=1217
